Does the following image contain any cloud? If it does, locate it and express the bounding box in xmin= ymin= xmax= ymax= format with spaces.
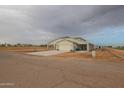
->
xmin=0 ymin=5 xmax=124 ymax=44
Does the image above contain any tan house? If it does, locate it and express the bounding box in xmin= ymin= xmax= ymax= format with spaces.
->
xmin=47 ymin=37 xmax=94 ymax=51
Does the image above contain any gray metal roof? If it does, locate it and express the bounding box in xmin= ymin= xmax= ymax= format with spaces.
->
xmin=48 ymin=37 xmax=88 ymax=45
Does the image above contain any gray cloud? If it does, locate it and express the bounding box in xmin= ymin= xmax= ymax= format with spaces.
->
xmin=0 ymin=5 xmax=124 ymax=44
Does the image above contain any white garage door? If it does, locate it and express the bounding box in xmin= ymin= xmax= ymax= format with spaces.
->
xmin=58 ymin=44 xmax=74 ymax=51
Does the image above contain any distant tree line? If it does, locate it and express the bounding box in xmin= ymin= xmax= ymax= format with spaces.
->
xmin=115 ymin=46 xmax=124 ymax=50
xmin=0 ymin=43 xmax=47 ymax=47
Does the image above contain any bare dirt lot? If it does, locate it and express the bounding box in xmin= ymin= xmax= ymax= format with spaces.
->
xmin=56 ymin=48 xmax=124 ymax=62
xmin=0 ymin=48 xmax=124 ymax=88
xmin=0 ymin=46 xmax=47 ymax=52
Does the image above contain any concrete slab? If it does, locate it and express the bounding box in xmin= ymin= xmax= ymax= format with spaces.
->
xmin=27 ymin=50 xmax=67 ymax=56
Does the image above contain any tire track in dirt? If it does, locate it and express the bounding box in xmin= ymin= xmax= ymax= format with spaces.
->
xmin=106 ymin=48 xmax=124 ymax=58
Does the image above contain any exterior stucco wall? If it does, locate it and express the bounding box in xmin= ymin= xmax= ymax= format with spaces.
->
xmin=89 ymin=44 xmax=94 ymax=51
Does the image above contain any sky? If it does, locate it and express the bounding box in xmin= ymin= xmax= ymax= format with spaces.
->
xmin=0 ymin=5 xmax=124 ymax=46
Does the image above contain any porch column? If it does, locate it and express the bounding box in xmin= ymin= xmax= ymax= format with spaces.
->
xmin=87 ymin=43 xmax=90 ymax=51
xmin=47 ymin=44 xmax=49 ymax=50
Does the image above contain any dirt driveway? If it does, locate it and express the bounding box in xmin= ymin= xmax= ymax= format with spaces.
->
xmin=0 ymin=51 xmax=124 ymax=88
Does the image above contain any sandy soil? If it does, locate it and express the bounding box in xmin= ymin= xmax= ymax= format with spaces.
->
xmin=56 ymin=48 xmax=124 ymax=62
xmin=0 ymin=46 xmax=47 ymax=52
xmin=0 ymin=50 xmax=124 ymax=88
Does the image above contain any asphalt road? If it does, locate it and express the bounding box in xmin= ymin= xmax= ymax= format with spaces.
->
xmin=0 ymin=51 xmax=124 ymax=88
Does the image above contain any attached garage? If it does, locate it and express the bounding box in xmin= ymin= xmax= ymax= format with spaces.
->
xmin=56 ymin=40 xmax=74 ymax=51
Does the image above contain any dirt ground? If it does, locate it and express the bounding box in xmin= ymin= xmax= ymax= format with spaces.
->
xmin=56 ymin=48 xmax=124 ymax=62
xmin=0 ymin=48 xmax=124 ymax=88
xmin=0 ymin=46 xmax=47 ymax=52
